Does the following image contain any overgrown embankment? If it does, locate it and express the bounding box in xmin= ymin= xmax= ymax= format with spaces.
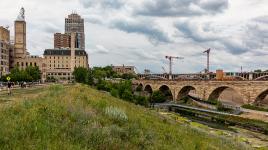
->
xmin=0 ymin=84 xmax=251 ymax=150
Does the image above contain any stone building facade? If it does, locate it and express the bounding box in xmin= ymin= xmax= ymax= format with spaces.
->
xmin=112 ymin=65 xmax=135 ymax=75
xmin=43 ymin=49 xmax=88 ymax=80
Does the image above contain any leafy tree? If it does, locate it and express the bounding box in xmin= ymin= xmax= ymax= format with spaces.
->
xmin=7 ymin=66 xmax=40 ymax=82
xmin=254 ymin=69 xmax=262 ymax=73
xmin=117 ymin=80 xmax=132 ymax=98
xmin=25 ymin=66 xmax=41 ymax=81
xmin=73 ymin=67 xmax=89 ymax=83
xmin=121 ymin=73 xmax=137 ymax=80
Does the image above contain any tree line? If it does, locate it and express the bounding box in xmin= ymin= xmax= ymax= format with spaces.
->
xmin=72 ymin=66 xmax=167 ymax=107
xmin=0 ymin=66 xmax=41 ymax=82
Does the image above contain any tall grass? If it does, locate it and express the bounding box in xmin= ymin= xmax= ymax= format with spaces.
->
xmin=0 ymin=84 xmax=251 ymax=150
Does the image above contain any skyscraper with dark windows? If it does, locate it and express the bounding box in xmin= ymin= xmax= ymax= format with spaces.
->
xmin=65 ymin=13 xmax=85 ymax=50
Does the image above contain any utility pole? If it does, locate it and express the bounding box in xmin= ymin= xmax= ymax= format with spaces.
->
xmin=203 ymin=48 xmax=211 ymax=73
xmin=165 ymin=56 xmax=184 ymax=80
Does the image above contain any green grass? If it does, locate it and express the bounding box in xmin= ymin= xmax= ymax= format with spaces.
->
xmin=242 ymin=104 xmax=268 ymax=112
xmin=0 ymin=84 xmax=252 ymax=150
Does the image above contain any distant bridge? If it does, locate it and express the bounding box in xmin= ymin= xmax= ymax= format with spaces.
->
xmin=133 ymin=80 xmax=268 ymax=106
xmin=138 ymin=72 xmax=268 ymax=81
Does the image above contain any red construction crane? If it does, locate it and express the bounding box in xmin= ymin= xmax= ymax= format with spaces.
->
xmin=165 ymin=56 xmax=184 ymax=80
xmin=203 ymin=48 xmax=211 ymax=73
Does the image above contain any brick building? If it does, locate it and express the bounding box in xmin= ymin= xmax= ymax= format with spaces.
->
xmin=0 ymin=26 xmax=10 ymax=77
xmin=54 ymin=33 xmax=70 ymax=49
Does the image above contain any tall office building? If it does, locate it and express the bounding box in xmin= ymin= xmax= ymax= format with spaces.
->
xmin=65 ymin=13 xmax=85 ymax=50
xmin=14 ymin=7 xmax=27 ymax=59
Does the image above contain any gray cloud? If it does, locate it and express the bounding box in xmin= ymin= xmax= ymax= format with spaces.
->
xmin=135 ymin=0 xmax=228 ymax=17
xmin=175 ymin=21 xmax=250 ymax=54
xmin=110 ymin=19 xmax=171 ymax=44
xmin=244 ymin=16 xmax=268 ymax=54
xmin=79 ymin=0 xmax=125 ymax=9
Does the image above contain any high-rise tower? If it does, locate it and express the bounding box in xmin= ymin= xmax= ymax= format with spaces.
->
xmin=65 ymin=13 xmax=85 ymax=50
xmin=14 ymin=7 xmax=27 ymax=59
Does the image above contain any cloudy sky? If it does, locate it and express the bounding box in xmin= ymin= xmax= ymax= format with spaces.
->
xmin=0 ymin=0 xmax=267 ymax=73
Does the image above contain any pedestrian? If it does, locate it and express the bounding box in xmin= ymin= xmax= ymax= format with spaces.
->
xmin=7 ymin=81 xmax=12 ymax=96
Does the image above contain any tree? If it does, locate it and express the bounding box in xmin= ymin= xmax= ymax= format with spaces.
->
xmin=73 ymin=67 xmax=89 ymax=83
xmin=25 ymin=66 xmax=41 ymax=81
xmin=121 ymin=73 xmax=137 ymax=80
xmin=7 ymin=66 xmax=39 ymax=82
xmin=254 ymin=69 xmax=262 ymax=73
xmin=121 ymin=90 xmax=133 ymax=101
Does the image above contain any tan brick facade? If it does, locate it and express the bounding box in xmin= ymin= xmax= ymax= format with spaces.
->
xmin=14 ymin=20 xmax=26 ymax=59
xmin=0 ymin=26 xmax=10 ymax=76
xmin=112 ymin=65 xmax=135 ymax=75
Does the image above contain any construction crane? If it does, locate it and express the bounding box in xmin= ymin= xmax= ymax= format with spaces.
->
xmin=165 ymin=56 xmax=184 ymax=80
xmin=203 ymin=48 xmax=211 ymax=74
xmin=162 ymin=66 xmax=168 ymax=74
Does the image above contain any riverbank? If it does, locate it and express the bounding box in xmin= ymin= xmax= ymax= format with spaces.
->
xmin=158 ymin=111 xmax=268 ymax=149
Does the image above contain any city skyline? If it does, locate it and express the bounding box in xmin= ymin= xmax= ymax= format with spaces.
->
xmin=0 ymin=0 xmax=267 ymax=73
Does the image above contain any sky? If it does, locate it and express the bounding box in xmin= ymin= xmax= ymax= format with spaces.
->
xmin=0 ymin=0 xmax=267 ymax=73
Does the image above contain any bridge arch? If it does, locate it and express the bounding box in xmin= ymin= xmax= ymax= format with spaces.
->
xmin=255 ymin=89 xmax=268 ymax=106
xmin=177 ymin=86 xmax=197 ymax=100
xmin=136 ymin=83 xmax=143 ymax=92
xmin=144 ymin=84 xmax=153 ymax=94
xmin=159 ymin=85 xmax=173 ymax=101
xmin=208 ymin=86 xmax=245 ymax=106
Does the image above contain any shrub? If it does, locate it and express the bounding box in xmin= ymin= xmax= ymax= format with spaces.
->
xmin=110 ymin=88 xmax=119 ymax=98
xmin=105 ymin=106 xmax=128 ymax=123
xmin=151 ymin=91 xmax=166 ymax=103
xmin=121 ymin=90 xmax=133 ymax=102
xmin=134 ymin=95 xmax=149 ymax=107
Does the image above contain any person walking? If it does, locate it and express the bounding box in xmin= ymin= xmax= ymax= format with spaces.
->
xmin=7 ymin=81 xmax=12 ymax=96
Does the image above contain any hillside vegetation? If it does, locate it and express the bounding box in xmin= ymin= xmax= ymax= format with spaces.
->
xmin=0 ymin=84 xmax=251 ymax=150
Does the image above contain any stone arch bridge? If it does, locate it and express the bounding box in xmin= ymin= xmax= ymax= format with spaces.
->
xmin=133 ymin=80 xmax=268 ymax=105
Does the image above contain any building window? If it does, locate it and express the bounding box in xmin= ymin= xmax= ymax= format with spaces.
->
xmin=34 ymin=62 xmax=37 ymax=66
